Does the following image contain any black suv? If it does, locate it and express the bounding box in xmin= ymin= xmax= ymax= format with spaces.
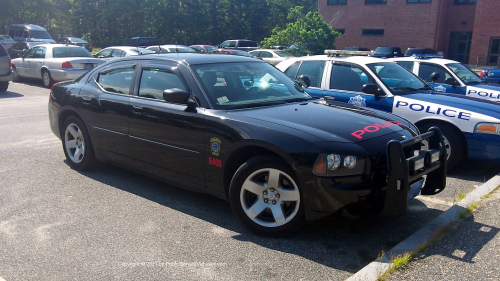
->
xmin=128 ymin=37 xmax=160 ymax=48
xmin=404 ymin=47 xmax=437 ymax=57
xmin=370 ymin=46 xmax=403 ymax=58
xmin=0 ymin=44 xmax=13 ymax=92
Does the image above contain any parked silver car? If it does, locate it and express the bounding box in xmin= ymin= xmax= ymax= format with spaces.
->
xmin=12 ymin=44 xmax=104 ymax=88
xmin=146 ymin=44 xmax=196 ymax=53
xmin=0 ymin=44 xmax=14 ymax=92
xmin=248 ymin=49 xmax=293 ymax=65
xmin=0 ymin=35 xmax=17 ymax=50
xmin=93 ymin=46 xmax=154 ymax=62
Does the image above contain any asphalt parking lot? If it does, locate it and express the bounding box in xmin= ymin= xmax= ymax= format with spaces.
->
xmin=1 ymin=81 xmax=499 ymax=280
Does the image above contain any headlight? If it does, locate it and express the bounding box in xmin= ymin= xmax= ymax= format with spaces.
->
xmin=474 ymin=123 xmax=500 ymax=135
xmin=313 ymin=154 xmax=366 ymax=177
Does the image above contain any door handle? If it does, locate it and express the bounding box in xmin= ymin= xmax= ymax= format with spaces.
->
xmin=132 ymin=105 xmax=143 ymax=110
xmin=81 ymin=95 xmax=91 ymax=101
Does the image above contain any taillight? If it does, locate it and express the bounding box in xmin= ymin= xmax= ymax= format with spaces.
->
xmin=89 ymin=44 xmax=93 ymax=49
xmin=480 ymin=70 xmax=485 ymax=77
xmin=8 ymin=59 xmax=12 ymax=70
xmin=61 ymin=61 xmax=73 ymax=69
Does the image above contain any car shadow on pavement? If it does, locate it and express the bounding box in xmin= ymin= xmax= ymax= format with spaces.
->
xmin=72 ymin=161 xmax=447 ymax=274
xmin=447 ymin=160 xmax=500 ymax=182
xmin=0 ymin=90 xmax=24 ymax=98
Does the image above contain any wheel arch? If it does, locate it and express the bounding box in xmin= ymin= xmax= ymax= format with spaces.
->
xmin=223 ymin=145 xmax=295 ymax=200
xmin=40 ymin=66 xmax=50 ymax=77
xmin=58 ymin=108 xmax=87 ymax=139
xmin=414 ymin=118 xmax=468 ymax=157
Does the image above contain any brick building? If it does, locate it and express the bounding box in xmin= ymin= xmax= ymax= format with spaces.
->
xmin=318 ymin=0 xmax=500 ymax=66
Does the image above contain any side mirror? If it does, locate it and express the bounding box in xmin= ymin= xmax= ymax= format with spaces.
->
xmin=244 ymin=80 xmax=253 ymax=86
xmin=362 ymin=84 xmax=384 ymax=96
xmin=297 ymin=75 xmax=311 ymax=88
xmin=445 ymin=78 xmax=458 ymax=86
xmin=430 ymin=72 xmax=440 ymax=82
xmin=163 ymin=88 xmax=197 ymax=107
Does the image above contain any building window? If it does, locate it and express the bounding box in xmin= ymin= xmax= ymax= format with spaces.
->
xmin=328 ymin=0 xmax=347 ymax=5
xmin=454 ymin=0 xmax=476 ymax=4
xmin=488 ymin=38 xmax=500 ymax=66
xmin=407 ymin=0 xmax=431 ymax=3
xmin=334 ymin=29 xmax=345 ymax=35
xmin=362 ymin=29 xmax=384 ymax=36
xmin=365 ymin=0 xmax=387 ymax=4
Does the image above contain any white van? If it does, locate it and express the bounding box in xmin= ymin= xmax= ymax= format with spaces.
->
xmin=9 ymin=24 xmax=56 ymax=44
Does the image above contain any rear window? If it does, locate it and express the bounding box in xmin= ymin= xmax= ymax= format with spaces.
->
xmin=139 ymin=38 xmax=159 ymax=46
xmin=53 ymin=47 xmax=92 ymax=58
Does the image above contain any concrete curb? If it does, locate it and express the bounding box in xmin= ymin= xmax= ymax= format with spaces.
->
xmin=345 ymin=173 xmax=500 ymax=281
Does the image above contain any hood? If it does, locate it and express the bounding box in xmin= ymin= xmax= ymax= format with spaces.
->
xmin=403 ymin=92 xmax=500 ymax=120
xmin=228 ymin=101 xmax=411 ymax=143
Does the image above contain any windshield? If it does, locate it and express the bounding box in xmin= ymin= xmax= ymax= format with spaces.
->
xmin=192 ymin=61 xmax=312 ymax=109
xmin=30 ymin=30 xmax=52 ymax=39
xmin=165 ymin=46 xmax=195 ymax=53
xmin=52 ymin=47 xmax=92 ymax=58
xmin=205 ymin=46 xmax=217 ymax=52
xmin=367 ymin=62 xmax=432 ymax=94
xmin=446 ymin=63 xmax=483 ymax=85
xmin=374 ymin=47 xmax=392 ymax=55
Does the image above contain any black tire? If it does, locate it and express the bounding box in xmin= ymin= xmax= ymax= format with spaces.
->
xmin=0 ymin=81 xmax=8 ymax=92
xmin=419 ymin=123 xmax=464 ymax=171
xmin=42 ymin=69 xmax=54 ymax=88
xmin=229 ymin=155 xmax=305 ymax=237
xmin=62 ymin=116 xmax=97 ymax=170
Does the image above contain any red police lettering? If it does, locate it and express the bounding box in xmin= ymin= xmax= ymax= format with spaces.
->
xmin=209 ymin=157 xmax=222 ymax=167
xmin=351 ymin=121 xmax=403 ymax=139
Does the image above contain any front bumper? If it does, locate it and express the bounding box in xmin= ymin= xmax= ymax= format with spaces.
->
xmin=304 ymin=127 xmax=446 ymax=220
xmin=465 ymin=132 xmax=500 ymax=162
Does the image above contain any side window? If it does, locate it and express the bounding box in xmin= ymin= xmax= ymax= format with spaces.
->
xmin=297 ymin=61 xmax=325 ymax=88
xmin=228 ymin=41 xmax=236 ymax=48
xmin=96 ymin=67 xmax=135 ymax=95
xmin=34 ymin=47 xmax=46 ymax=58
xmin=418 ymin=64 xmax=451 ymax=84
xmin=24 ymin=47 xmax=37 ymax=58
xmin=22 ymin=30 xmax=28 ymax=39
xmin=284 ymin=62 xmax=301 ymax=80
xmin=221 ymin=42 xmax=230 ymax=48
xmin=96 ymin=49 xmax=113 ymax=58
xmin=397 ymin=61 xmax=414 ymax=71
xmin=260 ymin=52 xmax=273 ymax=58
xmin=112 ymin=50 xmax=125 ymax=57
xmin=251 ymin=51 xmax=261 ymax=57
xmin=138 ymin=68 xmax=185 ymax=100
xmin=330 ymin=64 xmax=374 ymax=92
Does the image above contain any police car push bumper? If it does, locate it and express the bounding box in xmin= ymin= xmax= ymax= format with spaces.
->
xmin=380 ymin=127 xmax=446 ymax=217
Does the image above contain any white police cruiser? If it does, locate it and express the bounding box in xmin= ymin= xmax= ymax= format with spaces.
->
xmin=389 ymin=55 xmax=500 ymax=103
xmin=276 ymin=55 xmax=500 ymax=170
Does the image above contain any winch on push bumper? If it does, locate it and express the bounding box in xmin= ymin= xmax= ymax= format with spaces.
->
xmin=380 ymin=126 xmax=447 ymax=217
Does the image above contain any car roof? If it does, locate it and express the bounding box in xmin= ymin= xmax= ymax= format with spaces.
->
xmin=285 ymin=55 xmax=397 ymax=65
xmin=106 ymin=53 xmax=264 ymax=65
xmin=389 ymin=56 xmax=459 ymax=64
xmin=249 ymin=49 xmax=278 ymax=52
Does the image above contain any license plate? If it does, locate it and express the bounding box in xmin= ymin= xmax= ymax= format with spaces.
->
xmin=84 ymin=64 xmax=93 ymax=70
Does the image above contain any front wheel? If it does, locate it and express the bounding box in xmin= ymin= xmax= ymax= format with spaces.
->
xmin=42 ymin=69 xmax=54 ymax=88
xmin=62 ymin=116 xmax=97 ymax=170
xmin=419 ymin=123 xmax=464 ymax=171
xmin=229 ymin=155 xmax=305 ymax=237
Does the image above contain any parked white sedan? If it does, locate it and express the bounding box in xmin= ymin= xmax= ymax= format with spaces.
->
xmin=248 ymin=49 xmax=294 ymax=65
xmin=12 ymin=44 xmax=104 ymax=88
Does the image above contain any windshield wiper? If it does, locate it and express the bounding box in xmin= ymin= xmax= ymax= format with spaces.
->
xmin=392 ymin=87 xmax=420 ymax=91
xmin=284 ymin=97 xmax=313 ymax=103
xmin=465 ymin=81 xmax=483 ymax=85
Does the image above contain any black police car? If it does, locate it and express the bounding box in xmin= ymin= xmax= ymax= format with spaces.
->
xmin=48 ymin=54 xmax=447 ymax=237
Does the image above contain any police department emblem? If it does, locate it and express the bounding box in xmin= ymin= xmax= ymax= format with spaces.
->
xmin=434 ymin=85 xmax=446 ymax=92
xmin=210 ymin=137 xmax=221 ymax=156
xmin=348 ymin=95 xmax=367 ymax=107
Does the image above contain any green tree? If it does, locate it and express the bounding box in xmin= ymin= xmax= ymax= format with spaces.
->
xmin=261 ymin=7 xmax=339 ymax=56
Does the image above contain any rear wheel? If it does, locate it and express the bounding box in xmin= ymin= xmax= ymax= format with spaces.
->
xmin=229 ymin=155 xmax=305 ymax=237
xmin=419 ymin=123 xmax=464 ymax=171
xmin=62 ymin=116 xmax=97 ymax=170
xmin=42 ymin=69 xmax=54 ymax=88
xmin=0 ymin=81 xmax=8 ymax=92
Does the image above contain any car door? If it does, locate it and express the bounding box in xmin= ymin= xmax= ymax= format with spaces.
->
xmin=323 ymin=62 xmax=394 ymax=112
xmin=416 ymin=62 xmax=463 ymax=94
xmin=77 ymin=62 xmax=137 ymax=161
xmin=128 ymin=62 xmax=205 ymax=186
xmin=29 ymin=46 xmax=46 ymax=78
xmin=283 ymin=60 xmax=326 ymax=98
xmin=17 ymin=46 xmax=37 ymax=77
